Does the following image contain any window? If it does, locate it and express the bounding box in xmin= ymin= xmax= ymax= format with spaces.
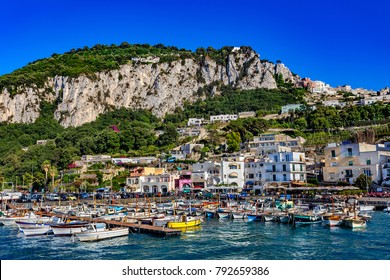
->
xmin=347 ymin=148 xmax=353 ymax=156
xmin=364 ymin=169 xmax=372 ymax=176
xmin=366 ymin=159 xmax=371 ymax=165
xmin=283 ymin=165 xmax=286 ymax=171
xmin=292 ymin=165 xmax=295 ymax=171
xmin=272 ymin=165 xmax=276 ymax=172
xmin=348 ymin=161 xmax=353 ymax=166
xmin=331 ymin=150 xmax=336 ymax=158
xmin=286 ymin=155 xmax=290 ymax=161
xmin=248 ymin=174 xmax=254 ymax=179
xmin=229 ymin=164 xmax=238 ymax=169
xmin=274 ymin=156 xmax=278 ymax=162
xmin=273 ymin=174 xmax=276 ymax=181
xmin=300 ymin=165 xmax=303 ymax=171
xmin=331 ymin=162 xmax=337 ymax=167
xmin=345 ymin=170 xmax=353 ymax=178
xmin=283 ymin=174 xmax=287 ymax=181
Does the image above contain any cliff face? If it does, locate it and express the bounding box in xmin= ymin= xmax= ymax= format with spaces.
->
xmin=0 ymin=49 xmax=299 ymax=127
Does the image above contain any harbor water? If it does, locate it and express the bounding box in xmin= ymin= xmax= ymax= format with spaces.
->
xmin=1 ymin=212 xmax=389 ymax=260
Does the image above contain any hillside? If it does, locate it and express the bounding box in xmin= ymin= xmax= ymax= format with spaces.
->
xmin=0 ymin=43 xmax=300 ymax=127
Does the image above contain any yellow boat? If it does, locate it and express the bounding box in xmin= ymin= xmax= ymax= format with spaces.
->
xmin=167 ymin=215 xmax=202 ymax=229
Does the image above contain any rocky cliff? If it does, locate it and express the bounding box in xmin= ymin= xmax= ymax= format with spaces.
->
xmin=0 ymin=48 xmax=300 ymax=127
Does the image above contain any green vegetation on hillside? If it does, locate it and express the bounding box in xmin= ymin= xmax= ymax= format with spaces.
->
xmin=165 ymin=85 xmax=304 ymax=125
xmin=0 ymin=43 xmax=255 ymax=94
xmin=0 ymin=43 xmax=194 ymax=93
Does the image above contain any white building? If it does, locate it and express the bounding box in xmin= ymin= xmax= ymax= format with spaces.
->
xmin=322 ymin=100 xmax=347 ymax=107
xmin=139 ymin=174 xmax=177 ymax=194
xmin=112 ymin=157 xmax=157 ymax=165
xmin=192 ymin=161 xmax=222 ymax=188
xmin=244 ymin=152 xmax=306 ymax=194
xmin=323 ymin=142 xmax=390 ymax=185
xmin=210 ymin=114 xmax=238 ymax=123
xmin=187 ymin=118 xmax=204 ymax=127
xmin=263 ymin=152 xmax=306 ymax=184
xmin=247 ymin=133 xmax=305 ymax=153
xmin=220 ymin=156 xmax=245 ymax=189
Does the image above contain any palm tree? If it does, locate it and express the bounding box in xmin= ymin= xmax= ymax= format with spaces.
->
xmin=41 ymin=160 xmax=51 ymax=188
xmin=49 ymin=166 xmax=58 ymax=192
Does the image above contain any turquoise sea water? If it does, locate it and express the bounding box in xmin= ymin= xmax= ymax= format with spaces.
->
xmin=1 ymin=212 xmax=389 ymax=260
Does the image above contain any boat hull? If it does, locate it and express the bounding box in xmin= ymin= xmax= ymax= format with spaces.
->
xmin=51 ymin=223 xmax=90 ymax=236
xmin=19 ymin=225 xmax=52 ymax=236
xmin=76 ymin=228 xmax=129 ymax=242
xmin=343 ymin=218 xmax=367 ymax=228
xmin=292 ymin=214 xmax=322 ymax=226
xmin=167 ymin=218 xmax=201 ymax=228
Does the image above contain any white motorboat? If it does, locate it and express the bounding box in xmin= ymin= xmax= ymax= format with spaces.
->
xmin=51 ymin=221 xmax=90 ymax=236
xmin=342 ymin=217 xmax=367 ymax=228
xmin=357 ymin=204 xmax=375 ymax=212
xmin=0 ymin=211 xmax=42 ymax=226
xmin=16 ymin=221 xmax=52 ymax=236
xmin=75 ymin=223 xmax=129 ymax=242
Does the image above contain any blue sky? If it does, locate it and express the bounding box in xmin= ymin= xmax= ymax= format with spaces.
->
xmin=1 ymin=0 xmax=389 ymax=91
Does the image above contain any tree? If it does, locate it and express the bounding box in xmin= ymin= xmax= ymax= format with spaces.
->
xmin=355 ymin=173 xmax=372 ymax=191
xmin=226 ymin=132 xmax=241 ymax=152
xmin=41 ymin=160 xmax=51 ymax=187
xmin=49 ymin=166 xmax=58 ymax=192
xmin=157 ymin=124 xmax=179 ymax=147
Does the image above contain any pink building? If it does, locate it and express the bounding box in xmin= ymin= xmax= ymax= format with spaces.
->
xmin=175 ymin=172 xmax=192 ymax=193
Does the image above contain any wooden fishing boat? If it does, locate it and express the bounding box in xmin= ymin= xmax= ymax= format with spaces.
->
xmin=342 ymin=217 xmax=367 ymax=228
xmin=51 ymin=221 xmax=90 ymax=236
xmin=75 ymin=223 xmax=129 ymax=242
xmin=16 ymin=221 xmax=53 ymax=236
xmin=291 ymin=211 xmax=323 ymax=226
xmin=167 ymin=215 xmax=202 ymax=228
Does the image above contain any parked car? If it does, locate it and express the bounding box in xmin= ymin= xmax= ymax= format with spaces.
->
xmin=17 ymin=194 xmax=29 ymax=203
xmin=66 ymin=194 xmax=77 ymax=201
xmin=79 ymin=193 xmax=89 ymax=199
xmin=120 ymin=192 xmax=130 ymax=199
xmin=28 ymin=194 xmax=44 ymax=202
xmin=46 ymin=193 xmax=60 ymax=201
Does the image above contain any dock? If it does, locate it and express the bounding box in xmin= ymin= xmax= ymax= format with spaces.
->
xmin=39 ymin=212 xmax=182 ymax=237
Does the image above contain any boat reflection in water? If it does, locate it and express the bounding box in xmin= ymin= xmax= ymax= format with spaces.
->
xmin=179 ymin=225 xmax=202 ymax=233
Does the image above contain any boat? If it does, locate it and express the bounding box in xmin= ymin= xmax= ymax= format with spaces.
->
xmin=322 ymin=213 xmax=344 ymax=227
xmin=291 ymin=211 xmax=323 ymax=226
xmin=16 ymin=221 xmax=53 ymax=236
xmin=204 ymin=209 xmax=217 ymax=218
xmin=357 ymin=203 xmax=375 ymax=212
xmin=246 ymin=213 xmax=263 ymax=222
xmin=342 ymin=202 xmax=367 ymax=229
xmin=262 ymin=213 xmax=277 ymax=222
xmin=342 ymin=217 xmax=367 ymax=228
xmin=167 ymin=215 xmax=202 ymax=229
xmin=51 ymin=221 xmax=90 ymax=236
xmin=217 ymin=211 xmax=231 ymax=219
xmin=75 ymin=223 xmax=129 ymax=242
xmin=278 ymin=213 xmax=290 ymax=223
xmin=0 ymin=211 xmax=43 ymax=226
xmin=231 ymin=210 xmax=247 ymax=220
xmin=358 ymin=211 xmax=372 ymax=221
